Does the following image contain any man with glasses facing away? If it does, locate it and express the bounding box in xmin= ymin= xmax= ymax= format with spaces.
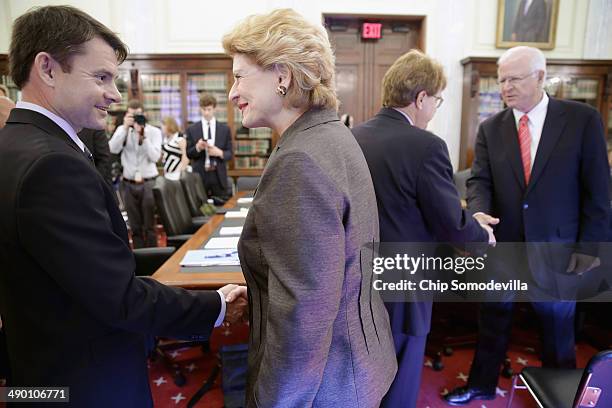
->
xmin=353 ymin=50 xmax=494 ymax=408
xmin=444 ymin=46 xmax=609 ymax=405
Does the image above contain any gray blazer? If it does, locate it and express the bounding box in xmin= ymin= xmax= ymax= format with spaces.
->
xmin=238 ymin=108 xmax=397 ymax=407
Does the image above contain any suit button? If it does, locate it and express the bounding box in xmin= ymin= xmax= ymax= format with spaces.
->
xmin=523 ymin=204 xmax=529 ymax=209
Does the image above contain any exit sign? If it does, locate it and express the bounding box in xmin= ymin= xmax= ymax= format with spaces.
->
xmin=362 ymin=22 xmax=382 ymax=39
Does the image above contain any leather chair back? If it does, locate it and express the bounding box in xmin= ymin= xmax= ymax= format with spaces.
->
xmin=153 ymin=177 xmax=195 ymax=236
xmin=236 ymin=176 xmax=260 ymax=192
xmin=180 ymin=171 xmax=207 ymax=217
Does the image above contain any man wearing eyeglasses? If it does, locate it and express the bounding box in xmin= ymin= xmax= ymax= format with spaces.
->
xmin=445 ymin=46 xmax=609 ymax=405
xmin=354 ymin=50 xmax=494 ymax=408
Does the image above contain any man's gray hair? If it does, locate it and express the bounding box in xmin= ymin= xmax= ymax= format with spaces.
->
xmin=498 ymin=46 xmax=547 ymax=77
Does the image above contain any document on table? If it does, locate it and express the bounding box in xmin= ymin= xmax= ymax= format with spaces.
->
xmin=225 ymin=209 xmax=249 ymax=218
xmin=204 ymin=236 xmax=240 ymax=249
xmin=180 ymin=249 xmax=240 ymax=266
xmin=219 ymin=226 xmax=243 ymax=236
xmin=237 ymin=197 xmax=253 ymax=204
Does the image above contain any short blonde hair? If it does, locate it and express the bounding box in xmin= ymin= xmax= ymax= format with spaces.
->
xmin=222 ymin=8 xmax=338 ymax=111
xmin=162 ymin=116 xmax=180 ymax=134
xmin=382 ymin=50 xmax=447 ymax=108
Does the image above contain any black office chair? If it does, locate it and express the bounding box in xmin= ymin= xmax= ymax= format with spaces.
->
xmin=153 ymin=177 xmax=208 ymax=247
xmin=236 ymin=176 xmax=260 ymax=192
xmin=133 ymin=247 xmax=176 ymax=276
xmin=179 ymin=170 xmax=208 ymax=218
xmin=507 ymin=349 xmax=612 ymax=408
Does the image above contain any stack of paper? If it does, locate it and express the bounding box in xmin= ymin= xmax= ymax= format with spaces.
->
xmin=219 ymin=226 xmax=243 ymax=236
xmin=180 ymin=249 xmax=240 ymax=267
xmin=204 ymin=237 xmax=240 ymax=249
xmin=225 ymin=208 xmax=249 ymax=219
xmin=237 ymin=197 xmax=254 ymax=204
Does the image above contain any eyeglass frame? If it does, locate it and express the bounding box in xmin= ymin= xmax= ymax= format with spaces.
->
xmin=431 ymin=95 xmax=444 ymax=108
xmin=497 ymin=70 xmax=539 ymax=87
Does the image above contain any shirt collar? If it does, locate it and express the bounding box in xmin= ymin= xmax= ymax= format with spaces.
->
xmin=202 ymin=117 xmax=216 ymax=126
xmin=512 ymin=92 xmax=549 ymax=121
xmin=16 ymin=101 xmax=85 ymax=152
xmin=392 ymin=107 xmax=414 ymax=126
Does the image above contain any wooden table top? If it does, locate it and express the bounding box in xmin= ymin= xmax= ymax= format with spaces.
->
xmin=152 ymin=192 xmax=248 ymax=289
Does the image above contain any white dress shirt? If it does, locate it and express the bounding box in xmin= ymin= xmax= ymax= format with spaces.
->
xmin=16 ymin=101 xmax=85 ymax=152
xmin=201 ymin=117 xmax=216 ymax=168
xmin=512 ymin=92 xmax=549 ymax=171
xmin=109 ymin=124 xmax=162 ymax=179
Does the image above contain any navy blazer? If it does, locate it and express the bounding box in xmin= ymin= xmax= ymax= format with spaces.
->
xmin=354 ymin=108 xmax=487 ymax=335
xmin=0 ymin=109 xmax=221 ymax=407
xmin=467 ymin=98 xmax=609 ymax=296
xmin=185 ymin=120 xmax=233 ymax=190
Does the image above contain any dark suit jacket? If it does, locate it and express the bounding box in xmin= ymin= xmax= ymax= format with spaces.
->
xmin=512 ymin=0 xmax=548 ymax=42
xmin=0 ymin=109 xmax=221 ymax=407
xmin=467 ymin=98 xmax=609 ymax=294
xmin=353 ymin=108 xmax=488 ymax=335
xmin=238 ymin=108 xmax=396 ymax=407
xmin=185 ymin=120 xmax=232 ymax=190
xmin=78 ymin=128 xmax=112 ymax=186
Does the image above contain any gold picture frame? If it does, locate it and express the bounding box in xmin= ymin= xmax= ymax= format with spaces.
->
xmin=496 ymin=0 xmax=559 ymax=49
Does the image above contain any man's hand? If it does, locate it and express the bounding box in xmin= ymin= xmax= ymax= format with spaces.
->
xmin=566 ymin=253 xmax=601 ymax=276
xmin=123 ymin=112 xmax=134 ymax=128
xmin=473 ymin=212 xmax=500 ymax=246
xmin=219 ymin=285 xmax=249 ymax=325
xmin=208 ymin=145 xmax=223 ymax=158
xmin=196 ymin=139 xmax=208 ymax=152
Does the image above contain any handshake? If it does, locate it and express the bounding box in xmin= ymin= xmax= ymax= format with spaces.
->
xmin=218 ymin=284 xmax=249 ymax=326
xmin=473 ymin=212 xmax=499 ymax=246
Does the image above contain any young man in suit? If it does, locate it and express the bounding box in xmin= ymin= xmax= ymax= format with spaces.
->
xmin=445 ymin=46 xmax=609 ymax=405
xmin=353 ymin=50 xmax=494 ymax=408
xmin=186 ymin=93 xmax=233 ymax=200
xmin=0 ymin=6 xmax=245 ymax=407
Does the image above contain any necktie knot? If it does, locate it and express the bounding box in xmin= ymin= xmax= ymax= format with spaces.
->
xmin=520 ymin=114 xmax=529 ymax=126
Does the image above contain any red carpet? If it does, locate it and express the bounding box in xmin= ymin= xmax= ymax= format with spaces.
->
xmin=147 ymin=329 xmax=598 ymax=407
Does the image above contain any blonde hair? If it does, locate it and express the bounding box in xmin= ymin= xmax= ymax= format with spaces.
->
xmin=162 ymin=116 xmax=180 ymax=134
xmin=382 ymin=50 xmax=447 ymax=108
xmin=222 ymin=8 xmax=338 ymax=111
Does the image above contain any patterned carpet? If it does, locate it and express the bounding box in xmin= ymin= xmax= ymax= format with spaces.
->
xmin=148 ymin=327 xmax=599 ymax=407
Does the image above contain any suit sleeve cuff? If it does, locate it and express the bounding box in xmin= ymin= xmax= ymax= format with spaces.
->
xmin=214 ymin=290 xmax=226 ymax=327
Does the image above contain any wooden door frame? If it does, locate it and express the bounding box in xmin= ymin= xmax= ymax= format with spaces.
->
xmin=322 ymin=14 xmax=426 ymax=52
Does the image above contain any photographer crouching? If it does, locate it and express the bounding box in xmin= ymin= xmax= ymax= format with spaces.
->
xmin=109 ymin=100 xmax=162 ymax=248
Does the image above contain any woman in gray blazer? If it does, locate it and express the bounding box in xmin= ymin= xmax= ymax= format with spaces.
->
xmin=222 ymin=9 xmax=397 ymax=407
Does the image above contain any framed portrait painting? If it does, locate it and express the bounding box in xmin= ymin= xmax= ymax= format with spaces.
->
xmin=496 ymin=0 xmax=559 ymax=49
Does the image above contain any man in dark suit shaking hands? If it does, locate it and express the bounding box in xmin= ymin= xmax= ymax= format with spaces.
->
xmin=445 ymin=46 xmax=609 ymax=405
xmin=0 ymin=6 xmax=244 ymax=407
xmin=353 ymin=50 xmax=494 ymax=408
xmin=186 ymin=93 xmax=233 ymax=200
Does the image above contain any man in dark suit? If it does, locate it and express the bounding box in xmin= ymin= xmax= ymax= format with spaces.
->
xmin=0 ymin=6 xmax=244 ymax=407
xmin=445 ymin=46 xmax=609 ymax=405
xmin=78 ymin=128 xmax=113 ymax=186
xmin=353 ymin=50 xmax=493 ymax=408
xmin=511 ymin=0 xmax=548 ymax=42
xmin=186 ymin=93 xmax=233 ymax=200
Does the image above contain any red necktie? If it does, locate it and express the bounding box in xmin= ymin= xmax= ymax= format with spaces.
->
xmin=518 ymin=114 xmax=531 ymax=184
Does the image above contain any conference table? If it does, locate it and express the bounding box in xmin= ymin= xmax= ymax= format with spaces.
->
xmin=152 ymin=192 xmax=249 ymax=289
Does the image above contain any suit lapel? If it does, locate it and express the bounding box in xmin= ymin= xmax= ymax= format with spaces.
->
xmin=501 ymin=109 xmax=527 ymax=190
xmin=526 ymin=98 xmax=566 ymax=195
xmin=7 ymin=108 xmax=82 ymax=155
